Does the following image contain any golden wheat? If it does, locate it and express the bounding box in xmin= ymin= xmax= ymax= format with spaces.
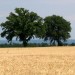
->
xmin=0 ymin=47 xmax=75 ymax=75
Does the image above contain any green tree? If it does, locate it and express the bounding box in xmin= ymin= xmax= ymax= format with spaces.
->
xmin=44 ymin=15 xmax=71 ymax=46
xmin=0 ymin=8 xmax=43 ymax=46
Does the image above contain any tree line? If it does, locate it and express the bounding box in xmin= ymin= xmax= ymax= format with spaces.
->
xmin=0 ymin=8 xmax=71 ymax=46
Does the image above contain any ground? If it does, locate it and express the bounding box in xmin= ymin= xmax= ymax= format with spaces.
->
xmin=0 ymin=47 xmax=75 ymax=75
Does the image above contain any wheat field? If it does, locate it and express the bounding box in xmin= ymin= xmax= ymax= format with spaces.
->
xmin=0 ymin=47 xmax=75 ymax=75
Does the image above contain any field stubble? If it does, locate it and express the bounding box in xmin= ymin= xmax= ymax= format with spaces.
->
xmin=0 ymin=47 xmax=75 ymax=75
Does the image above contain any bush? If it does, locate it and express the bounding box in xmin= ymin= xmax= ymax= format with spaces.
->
xmin=0 ymin=43 xmax=50 ymax=47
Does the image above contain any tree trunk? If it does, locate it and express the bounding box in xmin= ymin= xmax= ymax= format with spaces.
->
xmin=23 ymin=40 xmax=28 ymax=47
xmin=57 ymin=40 xmax=63 ymax=46
xmin=57 ymin=40 xmax=60 ymax=46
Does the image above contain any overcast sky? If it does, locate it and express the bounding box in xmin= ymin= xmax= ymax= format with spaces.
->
xmin=0 ymin=0 xmax=75 ymax=40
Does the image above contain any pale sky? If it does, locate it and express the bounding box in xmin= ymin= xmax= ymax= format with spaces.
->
xmin=0 ymin=0 xmax=75 ymax=39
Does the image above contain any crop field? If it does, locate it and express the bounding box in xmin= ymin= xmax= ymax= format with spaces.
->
xmin=0 ymin=47 xmax=75 ymax=75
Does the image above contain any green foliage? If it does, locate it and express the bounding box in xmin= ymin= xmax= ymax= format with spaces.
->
xmin=0 ymin=8 xmax=72 ymax=47
xmin=43 ymin=15 xmax=71 ymax=46
xmin=0 ymin=43 xmax=49 ymax=47
xmin=0 ymin=8 xmax=43 ymax=46
xmin=0 ymin=43 xmax=23 ymax=47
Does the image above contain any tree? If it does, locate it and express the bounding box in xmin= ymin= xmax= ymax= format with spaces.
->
xmin=0 ymin=8 xmax=43 ymax=46
xmin=43 ymin=15 xmax=71 ymax=46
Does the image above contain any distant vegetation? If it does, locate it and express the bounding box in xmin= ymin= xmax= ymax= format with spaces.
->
xmin=0 ymin=8 xmax=71 ymax=47
xmin=0 ymin=43 xmax=49 ymax=47
xmin=0 ymin=43 xmax=75 ymax=48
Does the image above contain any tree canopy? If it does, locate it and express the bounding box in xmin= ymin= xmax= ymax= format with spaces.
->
xmin=0 ymin=8 xmax=71 ymax=46
xmin=43 ymin=15 xmax=71 ymax=46
xmin=0 ymin=8 xmax=43 ymax=46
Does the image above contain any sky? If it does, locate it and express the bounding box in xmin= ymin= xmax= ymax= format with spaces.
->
xmin=0 ymin=0 xmax=75 ymax=40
